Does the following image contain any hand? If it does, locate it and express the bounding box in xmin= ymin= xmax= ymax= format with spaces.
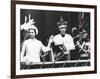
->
xmin=48 ymin=35 xmax=54 ymax=44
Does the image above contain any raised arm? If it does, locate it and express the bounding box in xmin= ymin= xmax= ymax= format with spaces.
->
xmin=41 ymin=35 xmax=54 ymax=52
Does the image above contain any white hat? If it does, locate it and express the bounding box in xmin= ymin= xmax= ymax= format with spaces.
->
xmin=58 ymin=25 xmax=67 ymax=29
xmin=57 ymin=16 xmax=68 ymax=29
xmin=21 ymin=19 xmax=35 ymax=30
xmin=28 ymin=25 xmax=38 ymax=35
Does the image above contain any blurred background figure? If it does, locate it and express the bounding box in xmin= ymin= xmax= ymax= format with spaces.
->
xmin=77 ymin=29 xmax=90 ymax=60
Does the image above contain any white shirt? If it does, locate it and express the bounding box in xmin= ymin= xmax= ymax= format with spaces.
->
xmin=53 ymin=34 xmax=75 ymax=51
xmin=21 ymin=39 xmax=49 ymax=63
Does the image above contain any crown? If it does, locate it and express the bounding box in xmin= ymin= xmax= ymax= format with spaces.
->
xmin=57 ymin=16 xmax=68 ymax=26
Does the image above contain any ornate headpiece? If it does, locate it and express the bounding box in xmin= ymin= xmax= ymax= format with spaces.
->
xmin=57 ymin=16 xmax=68 ymax=29
xmin=21 ymin=14 xmax=38 ymax=35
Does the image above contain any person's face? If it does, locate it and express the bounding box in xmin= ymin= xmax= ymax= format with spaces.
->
xmin=29 ymin=29 xmax=36 ymax=39
xmin=59 ymin=27 xmax=66 ymax=35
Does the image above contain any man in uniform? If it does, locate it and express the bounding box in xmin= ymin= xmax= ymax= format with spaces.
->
xmin=52 ymin=17 xmax=75 ymax=61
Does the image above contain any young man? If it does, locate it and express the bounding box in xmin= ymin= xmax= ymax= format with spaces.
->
xmin=21 ymin=25 xmax=53 ymax=64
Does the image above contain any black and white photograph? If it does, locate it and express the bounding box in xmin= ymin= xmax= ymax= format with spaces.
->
xmin=11 ymin=1 xmax=97 ymax=78
xmin=20 ymin=9 xmax=91 ymax=69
